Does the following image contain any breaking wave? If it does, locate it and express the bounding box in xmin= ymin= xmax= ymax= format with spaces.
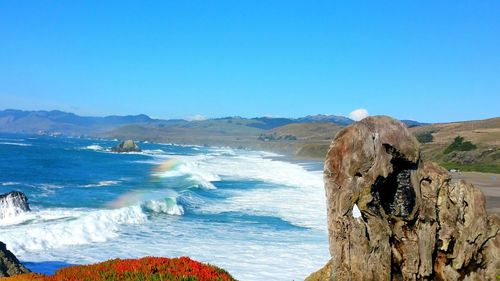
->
xmin=0 ymin=193 xmax=29 ymax=220
xmin=0 ymin=196 xmax=184 ymax=254
xmin=148 ymin=150 xmax=326 ymax=229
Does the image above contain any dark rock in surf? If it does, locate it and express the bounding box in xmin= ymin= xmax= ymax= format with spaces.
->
xmin=306 ymin=116 xmax=500 ymax=281
xmin=0 ymin=241 xmax=30 ymax=277
xmin=111 ymin=140 xmax=141 ymax=153
xmin=0 ymin=191 xmax=30 ymax=219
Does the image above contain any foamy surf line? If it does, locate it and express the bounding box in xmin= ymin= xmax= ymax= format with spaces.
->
xmin=0 ymin=206 xmax=147 ymax=253
xmin=83 ymin=144 xmax=104 ymax=151
xmin=139 ymin=148 xmax=330 ymax=229
xmin=0 ymin=142 xmax=32 ymax=146
xmin=0 ymin=196 xmax=184 ymax=254
xmin=150 ymin=153 xmax=323 ymax=189
xmin=81 ymin=180 xmax=120 ymax=188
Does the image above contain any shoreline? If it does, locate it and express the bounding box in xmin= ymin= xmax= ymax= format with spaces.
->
xmin=3 ymin=132 xmax=498 ymax=214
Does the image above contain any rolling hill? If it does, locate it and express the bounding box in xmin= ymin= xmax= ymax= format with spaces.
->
xmin=1 ymin=109 xmax=498 ymax=172
xmin=409 ymin=117 xmax=500 ymax=173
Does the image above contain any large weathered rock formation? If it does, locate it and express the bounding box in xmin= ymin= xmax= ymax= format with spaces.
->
xmin=307 ymin=116 xmax=499 ymax=281
xmin=0 ymin=242 xmax=30 ymax=277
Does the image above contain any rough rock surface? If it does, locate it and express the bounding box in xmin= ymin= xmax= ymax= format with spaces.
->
xmin=306 ymin=116 xmax=500 ymax=281
xmin=0 ymin=191 xmax=30 ymax=219
xmin=111 ymin=140 xmax=141 ymax=153
xmin=0 ymin=242 xmax=30 ymax=277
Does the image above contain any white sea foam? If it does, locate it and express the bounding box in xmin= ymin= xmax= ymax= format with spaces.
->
xmin=1 ymin=144 xmax=330 ymax=281
xmin=7 ymin=211 xmax=329 ymax=281
xmin=152 ymin=159 xmax=220 ymax=189
xmin=84 ymin=144 xmax=104 ymax=151
xmin=142 ymin=149 xmax=166 ymax=155
xmin=0 ymin=193 xmax=29 ymax=220
xmin=141 ymin=199 xmax=184 ymax=216
xmin=38 ymin=183 xmax=64 ymax=189
xmin=82 ymin=180 xmax=120 ymax=188
xmin=0 ymin=142 xmax=31 ymax=147
xmin=30 ymin=183 xmax=65 ymax=197
xmin=0 ymin=207 xmax=74 ymax=226
xmin=173 ymin=153 xmax=323 ymax=189
xmin=0 ymin=138 xmax=25 ymax=141
xmin=199 ymin=182 xmax=327 ymax=230
xmin=149 ymin=151 xmax=326 ymax=229
xmin=1 ymin=182 xmax=20 ymax=186
xmin=0 ymin=206 xmax=148 ymax=253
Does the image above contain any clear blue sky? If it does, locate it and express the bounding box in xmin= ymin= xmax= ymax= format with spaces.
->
xmin=0 ymin=1 xmax=498 ymax=122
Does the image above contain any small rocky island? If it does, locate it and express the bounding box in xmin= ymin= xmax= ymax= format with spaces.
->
xmin=307 ymin=116 xmax=500 ymax=280
xmin=111 ymin=140 xmax=141 ymax=153
xmin=0 ymin=191 xmax=30 ymax=219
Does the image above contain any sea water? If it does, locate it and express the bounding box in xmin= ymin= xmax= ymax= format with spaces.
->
xmin=0 ymin=133 xmax=329 ymax=281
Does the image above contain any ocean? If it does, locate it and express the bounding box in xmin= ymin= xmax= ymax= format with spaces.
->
xmin=0 ymin=133 xmax=329 ymax=281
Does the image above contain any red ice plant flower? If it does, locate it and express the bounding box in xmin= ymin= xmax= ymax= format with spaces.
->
xmin=4 ymin=257 xmax=236 ymax=281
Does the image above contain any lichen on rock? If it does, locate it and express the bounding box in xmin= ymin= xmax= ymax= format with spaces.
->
xmin=307 ymin=116 xmax=500 ymax=281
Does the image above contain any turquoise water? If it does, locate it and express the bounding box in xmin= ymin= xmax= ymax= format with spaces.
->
xmin=0 ymin=134 xmax=329 ymax=281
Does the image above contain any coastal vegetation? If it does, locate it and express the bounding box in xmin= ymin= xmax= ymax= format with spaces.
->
xmin=1 ymin=257 xmax=235 ymax=281
xmin=415 ymin=131 xmax=434 ymax=143
xmin=443 ymin=136 xmax=477 ymax=154
xmin=410 ymin=118 xmax=500 ymax=173
xmin=258 ymin=132 xmax=297 ymax=141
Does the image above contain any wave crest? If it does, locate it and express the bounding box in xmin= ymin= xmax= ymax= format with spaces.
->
xmin=1 ymin=206 xmax=147 ymax=253
xmin=141 ymin=198 xmax=184 ymax=216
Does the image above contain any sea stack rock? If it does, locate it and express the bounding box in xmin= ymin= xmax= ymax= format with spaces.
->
xmin=307 ymin=116 xmax=500 ymax=281
xmin=0 ymin=191 xmax=30 ymax=219
xmin=0 ymin=242 xmax=30 ymax=277
xmin=111 ymin=140 xmax=141 ymax=153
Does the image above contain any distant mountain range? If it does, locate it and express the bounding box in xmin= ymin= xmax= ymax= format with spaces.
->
xmin=1 ymin=108 xmax=498 ymax=173
xmin=0 ymin=109 xmax=427 ymax=136
xmin=0 ymin=109 xmax=166 ymax=135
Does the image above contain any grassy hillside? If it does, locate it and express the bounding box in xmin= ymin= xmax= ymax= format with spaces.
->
xmin=268 ymin=122 xmax=343 ymax=141
xmin=410 ymin=117 xmax=500 ymax=173
xmin=6 ymin=109 xmax=495 ymax=172
xmin=265 ymin=122 xmax=342 ymax=159
xmin=104 ymin=121 xmax=342 ymax=159
xmin=104 ymin=118 xmax=264 ymax=145
xmin=105 ymin=117 xmax=500 ymax=173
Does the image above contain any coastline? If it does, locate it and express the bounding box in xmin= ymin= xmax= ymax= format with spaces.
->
xmin=0 ymin=133 xmax=330 ymax=281
xmin=1 ymin=132 xmax=498 ymax=280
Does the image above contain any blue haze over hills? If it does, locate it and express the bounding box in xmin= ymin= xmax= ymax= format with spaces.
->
xmin=0 ymin=108 xmax=426 ymax=136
